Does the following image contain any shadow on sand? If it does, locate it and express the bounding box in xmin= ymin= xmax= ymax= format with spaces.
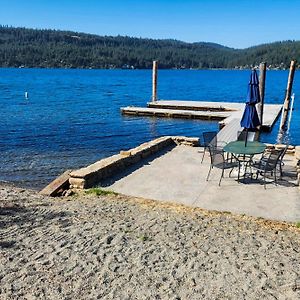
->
xmin=0 ymin=202 xmax=72 ymax=249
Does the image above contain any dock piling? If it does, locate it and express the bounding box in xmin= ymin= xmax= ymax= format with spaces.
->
xmin=152 ymin=60 xmax=158 ymax=102
xmin=279 ymin=60 xmax=296 ymax=131
xmin=258 ymin=62 xmax=267 ymax=127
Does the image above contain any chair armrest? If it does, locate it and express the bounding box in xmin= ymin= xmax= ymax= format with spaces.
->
xmin=217 ymin=140 xmax=228 ymax=148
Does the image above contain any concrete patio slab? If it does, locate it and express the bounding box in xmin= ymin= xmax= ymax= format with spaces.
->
xmin=102 ymin=145 xmax=300 ymax=222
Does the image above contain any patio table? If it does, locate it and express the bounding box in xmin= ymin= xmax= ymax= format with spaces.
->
xmin=223 ymin=141 xmax=266 ymax=181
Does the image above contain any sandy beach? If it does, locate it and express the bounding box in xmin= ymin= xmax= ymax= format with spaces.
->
xmin=0 ymin=183 xmax=300 ymax=300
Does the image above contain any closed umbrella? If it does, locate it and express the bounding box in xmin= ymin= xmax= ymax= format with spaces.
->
xmin=240 ymin=69 xmax=261 ymax=146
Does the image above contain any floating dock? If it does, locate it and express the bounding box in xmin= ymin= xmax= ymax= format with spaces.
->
xmin=121 ymin=100 xmax=282 ymax=132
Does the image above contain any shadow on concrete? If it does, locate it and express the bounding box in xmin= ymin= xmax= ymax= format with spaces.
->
xmin=100 ymin=144 xmax=176 ymax=187
xmin=236 ymin=165 xmax=298 ymax=188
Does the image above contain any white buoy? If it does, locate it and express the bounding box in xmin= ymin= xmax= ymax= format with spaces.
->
xmin=25 ymin=92 xmax=29 ymax=99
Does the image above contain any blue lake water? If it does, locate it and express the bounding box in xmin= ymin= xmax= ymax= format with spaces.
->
xmin=0 ymin=68 xmax=299 ymax=189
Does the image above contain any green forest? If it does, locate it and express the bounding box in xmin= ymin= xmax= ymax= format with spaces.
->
xmin=0 ymin=26 xmax=299 ymax=69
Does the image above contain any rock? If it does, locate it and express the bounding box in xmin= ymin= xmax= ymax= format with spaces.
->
xmin=63 ymin=189 xmax=75 ymax=197
xmin=120 ymin=150 xmax=132 ymax=156
xmin=295 ymin=146 xmax=300 ymax=160
xmin=69 ymin=177 xmax=86 ymax=189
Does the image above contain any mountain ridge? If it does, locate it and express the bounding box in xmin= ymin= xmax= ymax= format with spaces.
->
xmin=0 ymin=26 xmax=298 ymax=69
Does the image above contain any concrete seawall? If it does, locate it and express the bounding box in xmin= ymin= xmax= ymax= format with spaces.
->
xmin=69 ymin=136 xmax=199 ymax=189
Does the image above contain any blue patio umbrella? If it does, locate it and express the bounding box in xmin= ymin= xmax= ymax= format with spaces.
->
xmin=240 ymin=69 xmax=261 ymax=145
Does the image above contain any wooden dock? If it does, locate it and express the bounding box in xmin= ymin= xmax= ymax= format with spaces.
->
xmin=121 ymin=106 xmax=231 ymax=121
xmin=121 ymin=100 xmax=282 ymax=132
xmin=216 ymin=118 xmax=242 ymax=144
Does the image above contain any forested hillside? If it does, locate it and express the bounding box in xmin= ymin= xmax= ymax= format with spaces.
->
xmin=0 ymin=26 xmax=299 ymax=69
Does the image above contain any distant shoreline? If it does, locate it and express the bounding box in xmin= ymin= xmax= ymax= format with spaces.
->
xmin=0 ymin=66 xmax=293 ymax=71
xmin=1 ymin=27 xmax=299 ymax=71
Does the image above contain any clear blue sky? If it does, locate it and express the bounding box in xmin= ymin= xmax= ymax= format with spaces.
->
xmin=1 ymin=0 xmax=300 ymax=49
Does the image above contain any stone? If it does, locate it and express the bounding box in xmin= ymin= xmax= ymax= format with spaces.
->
xmin=120 ymin=150 xmax=132 ymax=156
xmin=295 ymin=146 xmax=300 ymax=160
xmin=69 ymin=177 xmax=86 ymax=189
xmin=63 ymin=189 xmax=75 ymax=197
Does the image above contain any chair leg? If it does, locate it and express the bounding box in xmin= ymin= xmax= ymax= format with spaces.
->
xmin=219 ymin=168 xmax=224 ymax=186
xmin=201 ymin=147 xmax=206 ymax=163
xmin=243 ymin=161 xmax=251 ymax=179
xmin=237 ymin=161 xmax=241 ymax=183
xmin=206 ymin=165 xmax=212 ymax=181
xmin=243 ymin=163 xmax=247 ymax=180
xmin=279 ymin=163 xmax=283 ymax=178
xmin=254 ymin=170 xmax=259 ymax=180
xmin=248 ymin=161 xmax=253 ymax=179
xmin=263 ymin=173 xmax=267 ymax=189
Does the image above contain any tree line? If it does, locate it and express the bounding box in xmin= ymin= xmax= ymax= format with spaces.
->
xmin=0 ymin=26 xmax=299 ymax=69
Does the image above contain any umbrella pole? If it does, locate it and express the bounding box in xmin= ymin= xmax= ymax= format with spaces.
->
xmin=245 ymin=129 xmax=248 ymax=147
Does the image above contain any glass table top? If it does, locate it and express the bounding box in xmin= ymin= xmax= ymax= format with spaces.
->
xmin=223 ymin=141 xmax=266 ymax=155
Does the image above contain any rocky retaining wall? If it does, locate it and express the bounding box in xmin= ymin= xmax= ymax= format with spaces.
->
xmin=264 ymin=143 xmax=296 ymax=154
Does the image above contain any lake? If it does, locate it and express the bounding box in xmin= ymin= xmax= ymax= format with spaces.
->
xmin=0 ymin=68 xmax=299 ymax=189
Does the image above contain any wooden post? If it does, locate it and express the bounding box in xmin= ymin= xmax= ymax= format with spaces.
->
xmin=279 ymin=60 xmax=296 ymax=130
xmin=258 ymin=62 xmax=266 ymax=127
xmin=152 ymin=60 xmax=158 ymax=102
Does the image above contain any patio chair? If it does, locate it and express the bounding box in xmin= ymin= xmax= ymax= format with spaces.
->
xmin=201 ymin=131 xmax=227 ymax=163
xmin=237 ymin=130 xmax=259 ymax=142
xmin=236 ymin=130 xmax=258 ymax=164
xmin=251 ymin=148 xmax=284 ymax=189
xmin=278 ymin=144 xmax=289 ymax=178
xmin=255 ymin=144 xmax=289 ymax=178
xmin=206 ymin=144 xmax=238 ymax=186
xmin=201 ymin=131 xmax=217 ymax=163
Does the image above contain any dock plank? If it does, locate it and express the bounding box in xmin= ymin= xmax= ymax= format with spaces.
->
xmin=121 ymin=106 xmax=231 ymax=120
xmin=217 ymin=118 xmax=242 ymax=144
xmin=148 ymin=100 xmax=244 ymax=111
xmin=148 ymin=100 xmax=240 ymax=112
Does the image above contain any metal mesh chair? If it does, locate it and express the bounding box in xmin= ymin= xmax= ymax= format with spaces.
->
xmin=201 ymin=131 xmax=217 ymax=163
xmin=278 ymin=144 xmax=289 ymax=178
xmin=251 ymin=148 xmax=285 ymax=189
xmin=201 ymin=131 xmax=228 ymax=163
xmin=255 ymin=144 xmax=289 ymax=178
xmin=236 ymin=130 xmax=260 ymax=165
xmin=237 ymin=130 xmax=259 ymax=142
xmin=206 ymin=144 xmax=238 ymax=186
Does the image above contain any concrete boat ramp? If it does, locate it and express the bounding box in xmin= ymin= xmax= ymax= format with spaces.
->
xmin=101 ymin=143 xmax=300 ymax=223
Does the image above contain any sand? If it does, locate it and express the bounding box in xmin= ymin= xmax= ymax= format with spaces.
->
xmin=0 ymin=184 xmax=300 ymax=300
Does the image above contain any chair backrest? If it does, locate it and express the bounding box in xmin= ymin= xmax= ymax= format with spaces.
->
xmin=202 ymin=131 xmax=217 ymax=147
xmin=208 ymin=144 xmax=224 ymax=168
xmin=279 ymin=144 xmax=289 ymax=160
xmin=264 ymin=149 xmax=284 ymax=171
xmin=237 ymin=130 xmax=258 ymax=142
